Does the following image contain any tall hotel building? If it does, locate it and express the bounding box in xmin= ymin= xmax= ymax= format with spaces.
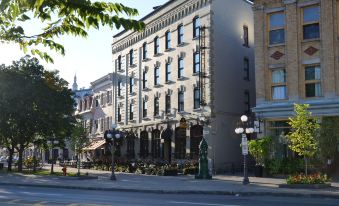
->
xmin=112 ymin=0 xmax=254 ymax=171
xmin=253 ymin=0 xmax=339 ymax=159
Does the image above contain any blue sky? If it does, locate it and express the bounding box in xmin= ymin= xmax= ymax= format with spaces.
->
xmin=0 ymin=0 xmax=168 ymax=89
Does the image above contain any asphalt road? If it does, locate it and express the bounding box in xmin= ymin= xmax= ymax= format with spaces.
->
xmin=0 ymin=185 xmax=338 ymax=206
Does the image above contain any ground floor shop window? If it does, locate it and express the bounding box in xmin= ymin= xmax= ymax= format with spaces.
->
xmin=266 ymin=120 xmax=292 ymax=158
xmin=126 ymin=132 xmax=136 ymax=158
xmin=140 ymin=131 xmax=149 ymax=158
xmin=175 ymin=127 xmax=186 ymax=159
xmin=151 ymin=129 xmax=161 ymax=158
xmin=190 ymin=124 xmax=203 ymax=159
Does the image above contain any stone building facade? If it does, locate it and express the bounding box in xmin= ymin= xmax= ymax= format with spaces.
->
xmin=112 ymin=0 xmax=255 ymax=172
xmin=74 ymin=74 xmax=114 ymax=161
xmin=252 ymin=0 xmax=339 ymax=158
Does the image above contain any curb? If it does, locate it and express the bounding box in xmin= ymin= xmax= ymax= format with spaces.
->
xmin=1 ymin=182 xmax=339 ymax=199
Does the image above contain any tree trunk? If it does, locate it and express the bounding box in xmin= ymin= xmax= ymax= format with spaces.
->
xmin=33 ymin=145 xmax=37 ymax=172
xmin=17 ymin=145 xmax=24 ymax=172
xmin=305 ymin=157 xmax=308 ymax=176
xmin=7 ymin=147 xmax=14 ymax=172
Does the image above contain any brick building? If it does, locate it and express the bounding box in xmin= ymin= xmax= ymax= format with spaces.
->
xmin=253 ymin=0 xmax=339 ymax=159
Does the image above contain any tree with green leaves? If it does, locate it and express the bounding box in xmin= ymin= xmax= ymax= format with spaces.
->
xmin=0 ymin=56 xmax=75 ymax=172
xmin=68 ymin=118 xmax=89 ymax=176
xmin=287 ymin=104 xmax=320 ymax=175
xmin=0 ymin=0 xmax=144 ymax=62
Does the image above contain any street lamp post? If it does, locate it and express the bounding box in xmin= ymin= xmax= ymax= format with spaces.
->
xmin=47 ymin=139 xmax=59 ymax=174
xmin=105 ymin=124 xmax=121 ymax=181
xmin=235 ymin=115 xmax=254 ymax=185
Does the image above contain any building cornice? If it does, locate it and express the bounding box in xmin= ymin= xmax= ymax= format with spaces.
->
xmin=90 ymin=73 xmax=113 ymax=87
xmin=112 ymin=0 xmax=210 ymax=54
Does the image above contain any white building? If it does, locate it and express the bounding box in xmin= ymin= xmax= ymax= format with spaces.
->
xmin=111 ymin=0 xmax=255 ymax=172
xmin=74 ymin=74 xmax=114 ymax=161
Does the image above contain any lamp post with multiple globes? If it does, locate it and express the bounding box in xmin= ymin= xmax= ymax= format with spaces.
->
xmin=235 ymin=115 xmax=254 ymax=185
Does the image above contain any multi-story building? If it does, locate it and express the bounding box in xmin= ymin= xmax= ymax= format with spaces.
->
xmin=252 ymin=0 xmax=339 ymax=158
xmin=111 ymin=0 xmax=255 ymax=171
xmin=74 ymin=74 xmax=114 ymax=161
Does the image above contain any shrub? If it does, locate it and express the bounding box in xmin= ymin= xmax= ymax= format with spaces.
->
xmin=286 ymin=173 xmax=329 ymax=184
xmin=183 ymin=167 xmax=198 ymax=175
xmin=162 ymin=166 xmax=178 ymax=176
xmin=266 ymin=158 xmax=304 ymax=175
xmin=248 ymin=136 xmax=272 ymax=166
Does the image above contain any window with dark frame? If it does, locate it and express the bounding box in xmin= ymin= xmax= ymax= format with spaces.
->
xmin=165 ymin=94 xmax=171 ymax=114
xmin=178 ymin=24 xmax=184 ymax=44
xmin=143 ymin=70 xmax=147 ymax=89
xmin=165 ymin=63 xmax=171 ymax=82
xmin=129 ymin=104 xmax=133 ymax=120
xmin=140 ymin=131 xmax=149 ymax=158
xmin=154 ymin=97 xmax=159 ymax=116
xmin=142 ymin=42 xmax=147 ymax=60
xmin=151 ymin=130 xmax=161 ymax=158
xmin=95 ymin=97 xmax=99 ymax=107
xmin=154 ymin=67 xmax=160 ymax=85
xmin=129 ymin=49 xmax=134 ymax=66
xmin=303 ymin=5 xmax=320 ymax=40
xmin=165 ymin=31 xmax=171 ymax=50
xmin=305 ymin=65 xmax=322 ymax=97
xmin=117 ymin=55 xmax=122 ymax=71
xmin=118 ymin=80 xmax=122 ymax=96
xmin=178 ymin=58 xmax=184 ymax=78
xmin=193 ymin=17 xmax=200 ymax=38
xmin=107 ymin=91 xmax=110 ymax=103
xmin=193 ymin=87 xmax=200 ymax=109
xmin=129 ymin=77 xmax=134 ymax=94
xmin=269 ymin=12 xmax=285 ymax=45
xmin=154 ymin=37 xmax=160 ymax=55
xmin=244 ymin=90 xmax=250 ymax=114
xmin=118 ymin=107 xmax=121 ymax=122
xmin=243 ymin=25 xmax=249 ymax=47
xmin=143 ymin=100 xmax=147 ymax=118
xmin=178 ymin=91 xmax=184 ymax=112
xmin=244 ymin=58 xmax=250 ymax=81
xmin=193 ymin=52 xmax=200 ymax=74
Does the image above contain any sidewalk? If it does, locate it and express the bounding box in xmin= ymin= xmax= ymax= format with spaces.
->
xmin=0 ymin=165 xmax=338 ymax=199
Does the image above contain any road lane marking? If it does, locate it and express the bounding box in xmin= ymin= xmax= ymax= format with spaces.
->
xmin=169 ymin=201 xmax=240 ymax=206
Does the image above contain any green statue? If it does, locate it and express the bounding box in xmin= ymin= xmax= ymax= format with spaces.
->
xmin=195 ymin=137 xmax=212 ymax=179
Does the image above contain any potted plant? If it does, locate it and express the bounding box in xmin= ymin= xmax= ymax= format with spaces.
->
xmin=248 ymin=136 xmax=272 ymax=177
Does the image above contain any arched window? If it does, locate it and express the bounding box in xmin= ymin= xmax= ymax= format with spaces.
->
xmin=126 ymin=132 xmax=136 ymax=159
xmin=140 ymin=131 xmax=149 ymax=158
xmin=151 ymin=129 xmax=161 ymax=158
xmin=175 ymin=127 xmax=186 ymax=159
xmin=190 ymin=124 xmax=203 ymax=159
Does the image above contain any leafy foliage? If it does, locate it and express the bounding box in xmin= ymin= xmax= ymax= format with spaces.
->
xmin=68 ymin=119 xmax=89 ymax=154
xmin=287 ymin=104 xmax=320 ymax=175
xmin=318 ymin=117 xmax=339 ymax=162
xmin=0 ymin=56 xmax=75 ymax=171
xmin=248 ymin=136 xmax=272 ymax=166
xmin=0 ymin=0 xmax=145 ymax=62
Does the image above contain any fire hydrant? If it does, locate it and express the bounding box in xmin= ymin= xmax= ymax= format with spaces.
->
xmin=62 ymin=166 xmax=67 ymax=176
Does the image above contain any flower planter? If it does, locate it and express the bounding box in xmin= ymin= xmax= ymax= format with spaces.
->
xmin=279 ymin=183 xmax=331 ymax=189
